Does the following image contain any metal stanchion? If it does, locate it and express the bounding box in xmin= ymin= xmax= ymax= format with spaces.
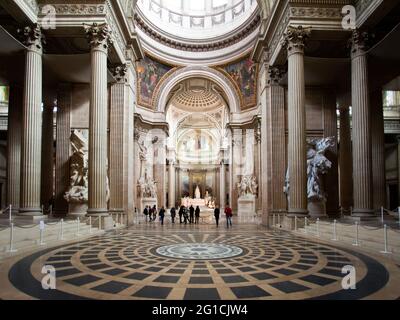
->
xmin=380 ymin=224 xmax=392 ymax=254
xmin=272 ymin=214 xmax=276 ymax=227
xmin=381 ymin=207 xmax=384 ymax=224
xmin=9 ymin=204 xmax=12 ymax=222
xmin=99 ymin=217 xmax=102 ymax=230
xmin=331 ymin=219 xmax=338 ymax=241
xmin=352 ymin=221 xmax=359 ymax=246
xmin=76 ymin=217 xmax=80 ymax=236
xmin=277 ymin=214 xmax=281 ymax=227
xmin=294 ymin=215 xmax=297 ymax=231
xmin=304 ymin=217 xmax=308 ymax=234
xmin=316 ymin=218 xmax=320 ymax=237
xmin=59 ymin=219 xmax=64 ymax=240
xmin=89 ymin=216 xmax=92 ymax=234
xmin=6 ymin=223 xmax=17 ymax=253
xmin=39 ymin=221 xmax=46 ymax=246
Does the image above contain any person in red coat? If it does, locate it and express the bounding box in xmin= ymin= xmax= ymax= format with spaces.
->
xmin=224 ymin=206 xmax=233 ymax=228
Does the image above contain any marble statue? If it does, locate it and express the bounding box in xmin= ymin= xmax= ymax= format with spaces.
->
xmin=64 ymin=130 xmax=88 ymax=204
xmin=138 ymin=172 xmax=157 ymax=198
xmin=236 ymin=175 xmax=258 ymax=197
xmin=195 ymin=185 xmax=201 ymax=199
xmin=306 ymin=137 xmax=335 ymax=202
xmin=283 ymin=137 xmax=335 ymax=203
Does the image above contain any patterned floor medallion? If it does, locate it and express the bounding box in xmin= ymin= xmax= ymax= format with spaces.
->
xmin=1 ymin=225 xmax=399 ymax=300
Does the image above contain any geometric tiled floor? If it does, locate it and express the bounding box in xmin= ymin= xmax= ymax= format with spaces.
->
xmin=1 ymin=224 xmax=399 ymax=300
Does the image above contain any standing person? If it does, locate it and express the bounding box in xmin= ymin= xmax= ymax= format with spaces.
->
xmin=183 ymin=206 xmax=189 ymax=224
xmin=214 ymin=206 xmax=220 ymax=227
xmin=178 ymin=205 xmax=184 ymax=224
xmin=224 ymin=205 xmax=233 ymax=228
xmin=195 ymin=206 xmax=200 ymax=224
xmin=143 ymin=205 xmax=149 ymax=222
xmin=152 ymin=205 xmax=157 ymax=222
xmin=170 ymin=206 xmax=176 ymax=224
xmin=189 ymin=205 xmax=195 ymax=224
xmin=159 ymin=206 xmax=165 ymax=225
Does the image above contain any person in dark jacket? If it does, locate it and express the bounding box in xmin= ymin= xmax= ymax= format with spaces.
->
xmin=170 ymin=206 xmax=176 ymax=223
xmin=143 ymin=206 xmax=149 ymax=222
xmin=189 ymin=205 xmax=195 ymax=224
xmin=195 ymin=206 xmax=200 ymax=224
xmin=159 ymin=206 xmax=165 ymax=225
xmin=224 ymin=206 xmax=233 ymax=228
xmin=178 ymin=205 xmax=184 ymax=223
xmin=214 ymin=206 xmax=220 ymax=227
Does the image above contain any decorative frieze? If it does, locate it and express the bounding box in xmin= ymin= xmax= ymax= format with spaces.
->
xmin=38 ymin=4 xmax=106 ymax=15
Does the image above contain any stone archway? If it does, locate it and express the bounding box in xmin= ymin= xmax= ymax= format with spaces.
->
xmin=154 ymin=66 xmax=241 ymax=114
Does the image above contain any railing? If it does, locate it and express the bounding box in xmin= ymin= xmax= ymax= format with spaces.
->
xmin=269 ymin=213 xmax=400 ymax=258
xmin=0 ymin=216 xmax=106 ymax=255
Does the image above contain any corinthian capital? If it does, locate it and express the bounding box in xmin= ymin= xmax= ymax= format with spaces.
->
xmin=18 ymin=23 xmax=45 ymax=53
xmin=267 ymin=65 xmax=286 ymax=85
xmin=84 ymin=23 xmax=113 ymax=52
xmin=282 ymin=25 xmax=311 ymax=55
xmin=112 ymin=64 xmax=128 ymax=83
xmin=349 ymin=29 xmax=369 ymax=58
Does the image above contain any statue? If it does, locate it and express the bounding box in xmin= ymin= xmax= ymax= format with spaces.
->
xmin=307 ymin=137 xmax=335 ymax=202
xmin=138 ymin=140 xmax=148 ymax=161
xmin=195 ymin=185 xmax=201 ymax=199
xmin=64 ymin=130 xmax=88 ymax=204
xmin=236 ymin=175 xmax=258 ymax=197
xmin=138 ymin=170 xmax=157 ymax=198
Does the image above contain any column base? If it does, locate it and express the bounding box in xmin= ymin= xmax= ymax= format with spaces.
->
xmin=287 ymin=209 xmax=308 ymax=217
xmin=15 ymin=214 xmax=47 ymax=221
xmin=87 ymin=208 xmax=109 ymax=216
xmin=351 ymin=208 xmax=375 ymax=218
xmin=18 ymin=207 xmax=43 ymax=217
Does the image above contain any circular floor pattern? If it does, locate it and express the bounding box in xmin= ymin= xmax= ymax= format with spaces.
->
xmin=3 ymin=228 xmax=398 ymax=300
xmin=155 ymin=243 xmax=243 ymax=260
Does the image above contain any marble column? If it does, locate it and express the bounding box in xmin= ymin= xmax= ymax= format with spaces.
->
xmin=41 ymin=105 xmax=54 ymax=211
xmin=349 ymin=30 xmax=374 ymax=217
xmin=397 ymin=136 xmax=400 ymax=205
xmin=54 ymin=84 xmax=71 ymax=215
xmin=168 ymin=160 xmax=175 ymax=208
xmin=220 ymin=160 xmax=226 ymax=208
xmin=339 ymin=106 xmax=353 ymax=211
xmin=18 ymin=24 xmax=44 ymax=217
xmin=371 ymin=90 xmax=386 ymax=210
xmin=7 ymin=85 xmax=22 ymax=213
xmin=282 ymin=26 xmax=311 ymax=217
xmin=109 ymin=64 xmax=128 ymax=216
xmin=84 ymin=23 xmax=112 ymax=216
xmin=266 ymin=66 xmax=287 ymax=216
xmin=254 ymin=122 xmax=261 ymax=212
xmin=323 ymin=90 xmax=339 ymax=216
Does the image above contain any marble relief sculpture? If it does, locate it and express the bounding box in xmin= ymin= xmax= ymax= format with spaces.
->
xmin=138 ymin=173 xmax=158 ymax=198
xmin=236 ymin=175 xmax=258 ymax=197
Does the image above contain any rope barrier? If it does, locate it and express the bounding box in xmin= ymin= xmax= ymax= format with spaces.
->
xmin=14 ymin=223 xmax=38 ymax=229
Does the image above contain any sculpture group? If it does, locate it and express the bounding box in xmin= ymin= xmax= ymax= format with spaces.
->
xmin=236 ymin=175 xmax=258 ymax=197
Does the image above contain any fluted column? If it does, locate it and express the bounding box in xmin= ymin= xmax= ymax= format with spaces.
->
xmin=339 ymin=106 xmax=353 ymax=211
xmin=371 ymin=90 xmax=386 ymax=210
xmin=41 ymin=105 xmax=54 ymax=211
xmin=397 ymin=136 xmax=400 ymax=205
xmin=168 ymin=160 xmax=176 ymax=208
xmin=350 ymin=30 xmax=374 ymax=217
xmin=7 ymin=85 xmax=23 ymax=213
xmin=18 ymin=24 xmax=44 ymax=217
xmin=282 ymin=26 xmax=311 ymax=217
xmin=84 ymin=23 xmax=112 ymax=216
xmin=266 ymin=66 xmax=287 ymax=216
xmin=54 ymin=84 xmax=71 ymax=215
xmin=109 ymin=65 xmax=127 ymax=215
xmin=323 ymin=90 xmax=339 ymax=216
xmin=220 ymin=160 xmax=226 ymax=208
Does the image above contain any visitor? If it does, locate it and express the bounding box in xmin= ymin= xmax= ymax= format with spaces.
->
xmin=214 ymin=206 xmax=220 ymax=227
xmin=152 ymin=205 xmax=157 ymax=221
xmin=225 ymin=205 xmax=233 ymax=228
xmin=195 ymin=206 xmax=200 ymax=224
xmin=170 ymin=206 xmax=176 ymax=223
xmin=183 ymin=207 xmax=189 ymax=224
xmin=159 ymin=206 xmax=165 ymax=225
xmin=189 ymin=205 xmax=195 ymax=224
xmin=178 ymin=205 xmax=184 ymax=223
xmin=143 ymin=205 xmax=149 ymax=222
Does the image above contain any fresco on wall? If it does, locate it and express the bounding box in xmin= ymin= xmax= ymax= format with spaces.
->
xmin=223 ymin=57 xmax=257 ymax=109
xmin=137 ymin=56 xmax=172 ymax=108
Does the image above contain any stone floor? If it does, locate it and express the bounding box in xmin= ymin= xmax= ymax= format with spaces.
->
xmin=0 ymin=223 xmax=399 ymax=300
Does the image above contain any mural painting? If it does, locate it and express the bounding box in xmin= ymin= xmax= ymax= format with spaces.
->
xmin=223 ymin=57 xmax=257 ymax=109
xmin=137 ymin=56 xmax=172 ymax=108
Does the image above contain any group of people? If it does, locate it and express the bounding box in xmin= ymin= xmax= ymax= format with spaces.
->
xmin=142 ymin=204 xmax=234 ymax=228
